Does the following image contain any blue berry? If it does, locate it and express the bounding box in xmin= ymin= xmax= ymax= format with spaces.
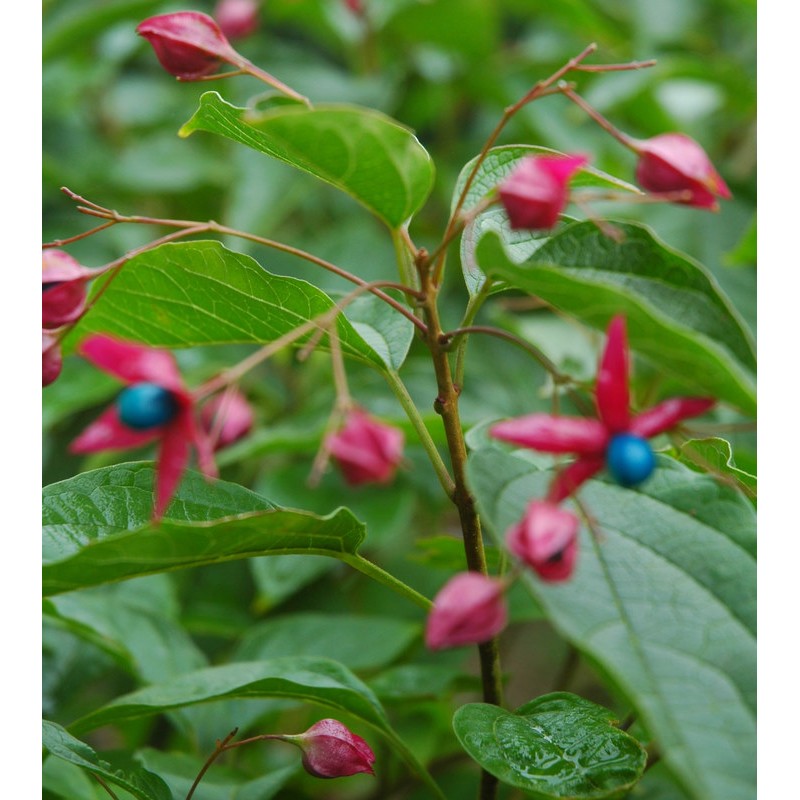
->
xmin=606 ymin=433 xmax=655 ymax=487
xmin=117 ymin=383 xmax=178 ymax=430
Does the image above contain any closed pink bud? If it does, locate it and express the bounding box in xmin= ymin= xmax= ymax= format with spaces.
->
xmin=498 ymin=154 xmax=587 ymax=230
xmin=42 ymin=332 xmax=63 ymax=387
xmin=290 ymin=719 xmax=375 ymax=778
xmin=425 ymin=572 xmax=508 ymax=650
xmin=344 ymin=0 xmax=365 ymax=14
xmin=633 ymin=133 xmax=732 ymax=210
xmin=201 ymin=389 xmax=254 ymax=449
xmin=326 ymin=409 xmax=404 ymax=486
xmin=214 ymin=0 xmax=259 ymax=40
xmin=506 ymin=500 xmax=579 ymax=582
xmin=136 ymin=12 xmax=241 ymax=80
xmin=42 ymin=250 xmax=95 ymax=329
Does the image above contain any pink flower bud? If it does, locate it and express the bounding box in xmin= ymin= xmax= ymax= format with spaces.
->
xmin=506 ymin=500 xmax=579 ymax=582
xmin=42 ymin=332 xmax=63 ymax=387
xmin=632 ymin=133 xmax=732 ymax=210
xmin=42 ymin=250 xmax=94 ymax=329
xmin=201 ymin=388 xmax=254 ymax=449
xmin=136 ymin=12 xmax=241 ymax=80
xmin=344 ymin=0 xmax=365 ymax=15
xmin=425 ymin=572 xmax=508 ymax=650
xmin=498 ymin=154 xmax=587 ymax=230
xmin=326 ymin=409 xmax=404 ymax=486
xmin=214 ymin=0 xmax=259 ymax=40
xmin=290 ymin=719 xmax=375 ymax=778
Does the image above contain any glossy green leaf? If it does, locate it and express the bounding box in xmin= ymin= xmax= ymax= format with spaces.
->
xmin=453 ymin=146 xmax=640 ymax=296
xmin=42 ymin=720 xmax=172 ymax=800
xmin=42 ymin=463 xmax=364 ymax=596
xmin=180 ymin=93 xmax=434 ymax=228
xmin=65 ymin=240 xmax=410 ymax=371
xmin=468 ymin=448 xmax=756 ymax=800
xmin=476 ymin=221 xmax=756 ymax=413
xmin=235 ymin=613 xmax=420 ymax=671
xmin=671 ymin=437 xmax=756 ymax=501
xmin=453 ymin=693 xmax=647 ymax=798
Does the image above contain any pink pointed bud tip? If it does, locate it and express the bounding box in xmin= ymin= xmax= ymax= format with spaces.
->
xmin=506 ymin=501 xmax=579 ymax=582
xmin=213 ymin=0 xmax=259 ymax=40
xmin=293 ymin=719 xmax=376 ymax=778
xmin=201 ymin=389 xmax=254 ymax=449
xmin=633 ymin=133 xmax=731 ymax=210
xmin=499 ymin=154 xmax=588 ymax=230
xmin=326 ymin=409 xmax=404 ymax=486
xmin=425 ymin=572 xmax=508 ymax=650
xmin=136 ymin=12 xmax=239 ymax=80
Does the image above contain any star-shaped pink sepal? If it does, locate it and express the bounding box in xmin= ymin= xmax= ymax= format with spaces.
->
xmin=70 ymin=335 xmax=217 ymax=520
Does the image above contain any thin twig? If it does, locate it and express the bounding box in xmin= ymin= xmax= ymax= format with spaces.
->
xmin=91 ymin=775 xmax=120 ymax=800
xmin=186 ymin=728 xmax=239 ymax=800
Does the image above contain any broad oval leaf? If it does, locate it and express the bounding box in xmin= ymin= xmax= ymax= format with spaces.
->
xmin=180 ymin=92 xmax=435 ymax=228
xmin=65 ymin=240 xmax=412 ymax=371
xmin=453 ymin=145 xmax=640 ymax=296
xmin=453 ymin=693 xmax=647 ymax=799
xmin=42 ymin=720 xmax=172 ymax=800
xmin=476 ymin=221 xmax=756 ymax=413
xmin=467 ymin=448 xmax=756 ymax=800
xmin=42 ymin=463 xmax=364 ymax=596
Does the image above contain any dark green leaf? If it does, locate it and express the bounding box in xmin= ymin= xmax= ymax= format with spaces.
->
xmin=180 ymin=93 xmax=434 ymax=228
xmin=65 ymin=240 xmax=408 ymax=371
xmin=42 ymin=720 xmax=172 ymax=800
xmin=670 ymin=437 xmax=756 ymax=501
xmin=453 ymin=693 xmax=647 ymax=798
xmin=477 ymin=221 xmax=756 ymax=413
xmin=42 ymin=463 xmax=364 ymax=596
xmin=235 ymin=613 xmax=420 ymax=671
xmin=468 ymin=448 xmax=756 ymax=800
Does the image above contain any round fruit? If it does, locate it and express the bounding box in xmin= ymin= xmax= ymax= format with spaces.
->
xmin=117 ymin=383 xmax=178 ymax=430
xmin=606 ymin=433 xmax=655 ymax=487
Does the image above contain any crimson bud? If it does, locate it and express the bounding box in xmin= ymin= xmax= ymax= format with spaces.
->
xmin=136 ymin=12 xmax=241 ymax=80
xmin=633 ymin=133 xmax=732 ymax=210
xmin=498 ymin=154 xmax=587 ymax=230
xmin=42 ymin=332 xmax=63 ymax=387
xmin=42 ymin=250 xmax=95 ymax=329
xmin=425 ymin=572 xmax=508 ymax=650
xmin=213 ymin=0 xmax=259 ymax=40
xmin=288 ymin=719 xmax=375 ymax=779
xmin=201 ymin=388 xmax=254 ymax=449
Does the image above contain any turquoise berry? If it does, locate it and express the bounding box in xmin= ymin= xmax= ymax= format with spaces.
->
xmin=606 ymin=433 xmax=655 ymax=487
xmin=117 ymin=383 xmax=178 ymax=430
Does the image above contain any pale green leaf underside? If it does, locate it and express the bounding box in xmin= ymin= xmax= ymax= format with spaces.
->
xmin=476 ymin=221 xmax=756 ymax=413
xmin=65 ymin=240 xmax=407 ymax=371
xmin=181 ymin=93 xmax=434 ymax=228
xmin=467 ymin=448 xmax=756 ymax=800
xmin=453 ymin=693 xmax=647 ymax=799
xmin=42 ymin=463 xmax=364 ymax=596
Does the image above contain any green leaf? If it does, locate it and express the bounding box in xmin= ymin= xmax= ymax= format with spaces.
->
xmin=235 ymin=613 xmax=420 ymax=671
xmin=453 ymin=146 xmax=640 ymax=296
xmin=670 ymin=437 xmax=756 ymax=501
xmin=468 ymin=448 xmax=756 ymax=800
xmin=343 ymin=293 xmax=415 ymax=371
xmin=68 ymin=658 xmax=446 ymax=799
xmin=476 ymin=221 xmax=756 ymax=413
xmin=42 ymin=720 xmax=172 ymax=800
xmin=42 ymin=463 xmax=364 ymax=596
xmin=452 ymin=693 xmax=647 ymax=799
xmin=65 ymin=240 xmax=408 ymax=371
xmin=180 ymin=93 xmax=434 ymax=228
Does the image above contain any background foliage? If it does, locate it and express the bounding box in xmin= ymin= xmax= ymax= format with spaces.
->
xmin=43 ymin=1 xmax=755 ymax=798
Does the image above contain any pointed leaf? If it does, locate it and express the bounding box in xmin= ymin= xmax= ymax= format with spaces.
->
xmin=42 ymin=720 xmax=172 ymax=800
xmin=476 ymin=221 xmax=756 ymax=413
xmin=65 ymin=240 xmax=412 ymax=372
xmin=453 ymin=693 xmax=647 ymax=798
xmin=670 ymin=437 xmax=756 ymax=501
xmin=468 ymin=447 xmax=756 ymax=800
xmin=180 ymin=93 xmax=434 ymax=228
xmin=42 ymin=462 xmax=365 ymax=596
